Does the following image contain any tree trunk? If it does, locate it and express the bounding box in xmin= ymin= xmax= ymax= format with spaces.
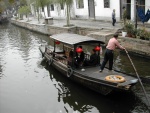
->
xmin=66 ymin=4 xmax=70 ymax=26
xmin=44 ymin=9 xmax=46 ymax=18
xmin=37 ymin=8 xmax=40 ymax=23
xmin=47 ymin=4 xmax=51 ymax=17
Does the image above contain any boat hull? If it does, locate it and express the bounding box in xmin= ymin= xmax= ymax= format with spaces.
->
xmin=39 ymin=46 xmax=137 ymax=95
xmin=51 ymin=58 xmax=135 ymax=95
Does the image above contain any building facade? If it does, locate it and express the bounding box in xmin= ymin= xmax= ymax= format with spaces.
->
xmin=31 ymin=0 xmax=150 ymax=23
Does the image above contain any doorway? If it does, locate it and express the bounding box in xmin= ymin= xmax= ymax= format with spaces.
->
xmin=126 ymin=0 xmax=131 ymax=19
xmin=88 ymin=0 xmax=95 ymax=19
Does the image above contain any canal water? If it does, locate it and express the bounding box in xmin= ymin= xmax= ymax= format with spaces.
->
xmin=0 ymin=23 xmax=150 ymax=113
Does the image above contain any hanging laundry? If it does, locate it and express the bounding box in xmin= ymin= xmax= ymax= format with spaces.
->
xmin=137 ymin=8 xmax=150 ymax=23
xmin=143 ymin=9 xmax=150 ymax=22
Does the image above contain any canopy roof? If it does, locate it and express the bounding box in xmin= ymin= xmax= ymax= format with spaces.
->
xmin=50 ymin=33 xmax=105 ymax=46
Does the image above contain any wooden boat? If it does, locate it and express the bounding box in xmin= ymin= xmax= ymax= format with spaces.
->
xmin=0 ymin=15 xmax=9 ymax=24
xmin=39 ymin=33 xmax=138 ymax=95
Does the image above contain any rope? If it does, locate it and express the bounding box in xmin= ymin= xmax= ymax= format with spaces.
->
xmin=124 ymin=48 xmax=150 ymax=109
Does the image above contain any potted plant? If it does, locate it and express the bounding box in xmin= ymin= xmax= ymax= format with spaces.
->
xmin=131 ymin=28 xmax=137 ymax=38
xmin=124 ymin=21 xmax=134 ymax=37
xmin=122 ymin=28 xmax=127 ymax=37
xmin=121 ymin=20 xmax=127 ymax=37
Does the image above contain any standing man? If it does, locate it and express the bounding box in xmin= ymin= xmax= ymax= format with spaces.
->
xmin=112 ymin=9 xmax=116 ymax=26
xmin=123 ymin=6 xmax=127 ymax=26
xmin=99 ymin=34 xmax=125 ymax=72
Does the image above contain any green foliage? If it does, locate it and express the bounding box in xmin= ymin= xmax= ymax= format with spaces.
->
xmin=18 ymin=5 xmax=30 ymax=15
xmin=54 ymin=0 xmax=73 ymax=5
xmin=54 ymin=0 xmax=74 ymax=26
xmin=9 ymin=0 xmax=15 ymax=4
xmin=32 ymin=0 xmax=53 ymax=8
xmin=124 ymin=21 xmax=134 ymax=34
xmin=0 ymin=0 xmax=7 ymax=14
xmin=137 ymin=28 xmax=150 ymax=40
xmin=20 ymin=0 xmax=27 ymax=6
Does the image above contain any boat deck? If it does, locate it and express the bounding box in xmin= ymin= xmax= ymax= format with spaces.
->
xmin=75 ymin=66 xmax=137 ymax=86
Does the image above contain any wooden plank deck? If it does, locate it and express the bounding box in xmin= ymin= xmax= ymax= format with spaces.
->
xmin=75 ymin=66 xmax=138 ymax=86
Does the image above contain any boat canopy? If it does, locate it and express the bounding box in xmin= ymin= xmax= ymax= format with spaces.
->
xmin=50 ymin=33 xmax=105 ymax=46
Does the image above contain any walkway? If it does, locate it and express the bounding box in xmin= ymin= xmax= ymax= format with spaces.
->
xmin=17 ymin=16 xmax=150 ymax=32
xmin=18 ymin=17 xmax=121 ymax=30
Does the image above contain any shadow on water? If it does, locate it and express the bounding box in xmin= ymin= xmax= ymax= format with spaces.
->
xmin=40 ymin=60 xmax=149 ymax=113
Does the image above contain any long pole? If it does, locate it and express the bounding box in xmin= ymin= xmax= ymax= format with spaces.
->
xmin=135 ymin=0 xmax=138 ymax=29
xmin=124 ymin=49 xmax=150 ymax=108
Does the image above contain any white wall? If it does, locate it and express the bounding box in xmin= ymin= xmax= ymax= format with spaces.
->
xmin=31 ymin=0 xmax=150 ymax=23
xmin=73 ymin=0 xmax=120 ymax=20
xmin=74 ymin=0 xmax=89 ymax=19
xmin=131 ymin=0 xmax=135 ymax=21
xmin=50 ymin=5 xmax=64 ymax=19
xmin=95 ymin=0 xmax=120 ymax=21
xmin=50 ymin=4 xmax=75 ymax=19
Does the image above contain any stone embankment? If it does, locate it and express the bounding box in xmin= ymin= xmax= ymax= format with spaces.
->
xmin=11 ymin=19 xmax=150 ymax=58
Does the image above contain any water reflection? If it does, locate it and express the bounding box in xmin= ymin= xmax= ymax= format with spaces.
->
xmin=41 ymin=60 xmax=149 ymax=113
xmin=109 ymin=50 xmax=150 ymax=78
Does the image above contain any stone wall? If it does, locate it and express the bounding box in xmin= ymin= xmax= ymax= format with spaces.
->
xmin=119 ymin=37 xmax=150 ymax=57
xmin=11 ymin=20 xmax=77 ymax=35
xmin=11 ymin=20 xmax=48 ymax=35
xmin=11 ymin=19 xmax=150 ymax=57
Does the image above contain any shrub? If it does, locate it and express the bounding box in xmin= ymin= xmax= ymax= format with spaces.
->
xmin=124 ymin=21 xmax=134 ymax=35
xmin=137 ymin=28 xmax=150 ymax=40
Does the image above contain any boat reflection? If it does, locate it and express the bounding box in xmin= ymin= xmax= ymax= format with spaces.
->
xmin=41 ymin=60 xmax=149 ymax=113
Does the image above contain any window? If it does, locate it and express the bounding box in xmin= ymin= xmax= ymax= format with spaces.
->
xmin=104 ymin=0 xmax=110 ymax=8
xmin=61 ymin=4 xmax=64 ymax=10
xmin=76 ymin=0 xmax=84 ymax=9
xmin=51 ymin=4 xmax=54 ymax=11
xmin=42 ymin=7 xmax=44 ymax=12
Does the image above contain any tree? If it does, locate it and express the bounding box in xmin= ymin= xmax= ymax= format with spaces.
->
xmin=30 ymin=0 xmax=52 ymax=23
xmin=18 ymin=5 xmax=30 ymax=20
xmin=54 ymin=0 xmax=73 ymax=26
xmin=0 ymin=0 xmax=13 ymax=15
xmin=0 ymin=0 xmax=7 ymax=14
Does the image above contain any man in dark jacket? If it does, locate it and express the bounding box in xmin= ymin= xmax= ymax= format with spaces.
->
xmin=84 ymin=49 xmax=99 ymax=66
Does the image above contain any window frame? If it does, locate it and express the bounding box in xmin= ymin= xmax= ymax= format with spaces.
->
xmin=76 ymin=0 xmax=84 ymax=9
xmin=104 ymin=0 xmax=110 ymax=8
xmin=51 ymin=4 xmax=54 ymax=11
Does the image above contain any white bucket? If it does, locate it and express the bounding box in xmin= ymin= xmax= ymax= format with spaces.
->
xmin=122 ymin=32 xmax=127 ymax=37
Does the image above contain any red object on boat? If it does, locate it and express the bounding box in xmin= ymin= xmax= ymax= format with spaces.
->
xmin=55 ymin=41 xmax=60 ymax=45
xmin=76 ymin=47 xmax=83 ymax=53
xmin=94 ymin=46 xmax=101 ymax=51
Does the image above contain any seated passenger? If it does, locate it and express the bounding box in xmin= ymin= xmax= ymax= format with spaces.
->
xmin=75 ymin=46 xmax=85 ymax=67
xmin=83 ymin=49 xmax=99 ymax=66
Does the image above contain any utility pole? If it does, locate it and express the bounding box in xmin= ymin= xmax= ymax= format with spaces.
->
xmin=135 ymin=0 xmax=138 ymax=29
